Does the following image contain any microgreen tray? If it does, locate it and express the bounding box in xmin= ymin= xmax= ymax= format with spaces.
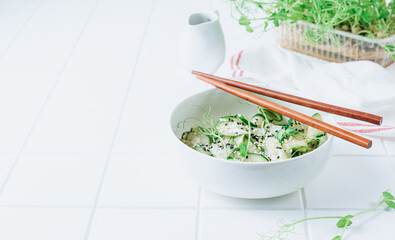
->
xmin=277 ymin=21 xmax=395 ymax=67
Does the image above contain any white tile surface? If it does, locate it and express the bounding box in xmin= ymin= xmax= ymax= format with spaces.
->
xmin=305 ymin=156 xmax=395 ymax=209
xmin=0 ymin=0 xmax=393 ymax=239
xmin=111 ymin=0 xmax=213 ymax=155
xmin=0 ymin=0 xmax=41 ymax=54
xmin=390 ymin=157 xmax=395 ymax=174
xmin=331 ymin=137 xmax=386 ymax=156
xmin=23 ymin=0 xmax=153 ymax=154
xmin=201 ymin=188 xmax=302 ymax=209
xmin=0 ymin=155 xmax=15 ymax=188
xmin=0 ymin=0 xmax=97 ymax=153
xmin=0 ymin=207 xmax=90 ymax=240
xmin=87 ymin=209 xmax=196 ymax=240
xmin=307 ymin=210 xmax=395 ymax=240
xmin=0 ymin=154 xmax=106 ymax=206
xmin=384 ymin=139 xmax=395 ymax=156
xmin=199 ymin=209 xmax=307 ymax=240
xmin=98 ymin=155 xmax=198 ymax=207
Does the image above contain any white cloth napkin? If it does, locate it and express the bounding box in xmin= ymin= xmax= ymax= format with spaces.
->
xmin=217 ymin=44 xmax=395 ymax=137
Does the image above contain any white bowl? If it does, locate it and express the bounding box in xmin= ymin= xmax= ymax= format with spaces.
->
xmin=170 ymin=88 xmax=333 ymax=199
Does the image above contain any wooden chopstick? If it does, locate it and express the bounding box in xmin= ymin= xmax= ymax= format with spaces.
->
xmin=195 ymin=74 xmax=372 ymax=149
xmin=192 ymin=71 xmax=383 ymax=125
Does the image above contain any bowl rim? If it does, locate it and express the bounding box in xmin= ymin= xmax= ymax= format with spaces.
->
xmin=170 ymin=88 xmax=334 ymax=167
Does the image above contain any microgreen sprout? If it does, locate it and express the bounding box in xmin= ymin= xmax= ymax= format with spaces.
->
xmin=178 ymin=106 xmax=227 ymax=150
xmin=229 ymin=0 xmax=395 ymax=38
xmin=229 ymin=0 xmax=395 ymax=60
xmin=258 ymin=190 xmax=395 ymax=240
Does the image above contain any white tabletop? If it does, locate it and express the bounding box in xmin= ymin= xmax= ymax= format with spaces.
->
xmin=0 ymin=0 xmax=394 ymax=239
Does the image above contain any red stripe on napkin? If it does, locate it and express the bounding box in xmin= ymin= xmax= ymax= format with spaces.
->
xmin=229 ymin=50 xmax=244 ymax=77
xmin=351 ymin=127 xmax=395 ymax=133
xmin=235 ymin=50 xmax=243 ymax=76
xmin=336 ymin=122 xmax=395 ymax=134
xmin=230 ymin=54 xmax=236 ymax=77
xmin=337 ymin=122 xmax=378 ymax=127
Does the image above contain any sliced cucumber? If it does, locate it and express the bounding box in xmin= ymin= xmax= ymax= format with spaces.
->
xmin=308 ymin=133 xmax=327 ymax=150
xmin=228 ymin=151 xmax=269 ymax=162
xmin=285 ymin=119 xmax=306 ymax=133
xmin=228 ymin=151 xmax=243 ymax=161
xmin=194 ymin=145 xmax=213 ymax=156
xmin=239 ymin=136 xmax=265 ymax=155
xmin=251 ymin=113 xmax=266 ymax=128
xmin=180 ymin=108 xmax=328 ymax=162
xmin=306 ymin=113 xmax=327 ymax=150
xmin=252 ymin=132 xmax=288 ymax=161
xmin=259 ymin=108 xmax=287 ymax=125
xmin=181 ymin=129 xmax=211 ymax=148
xmin=236 ymin=114 xmax=257 ymax=128
xmin=282 ymin=136 xmax=309 ymax=157
xmin=264 ymin=123 xmax=287 ymax=142
xmin=209 ymin=140 xmax=237 ymax=159
xmin=245 ymin=153 xmax=270 ymax=162
xmin=251 ymin=127 xmax=266 ymax=136
xmin=247 ymin=141 xmax=265 ymax=155
xmin=215 ymin=116 xmax=249 ymax=136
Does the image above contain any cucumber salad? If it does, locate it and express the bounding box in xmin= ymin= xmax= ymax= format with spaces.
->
xmin=180 ymin=107 xmax=328 ymax=162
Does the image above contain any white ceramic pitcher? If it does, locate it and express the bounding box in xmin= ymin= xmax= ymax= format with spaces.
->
xmin=178 ymin=10 xmax=225 ymax=74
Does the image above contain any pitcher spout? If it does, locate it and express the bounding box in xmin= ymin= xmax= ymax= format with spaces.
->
xmin=188 ymin=10 xmax=219 ymax=26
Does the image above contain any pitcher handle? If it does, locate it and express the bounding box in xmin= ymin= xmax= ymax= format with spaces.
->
xmin=213 ymin=9 xmax=219 ymax=17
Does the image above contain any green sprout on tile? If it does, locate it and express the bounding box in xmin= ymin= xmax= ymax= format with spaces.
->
xmin=258 ymin=191 xmax=395 ymax=240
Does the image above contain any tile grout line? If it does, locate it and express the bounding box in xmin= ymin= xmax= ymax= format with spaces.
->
xmin=381 ymin=139 xmax=395 ymax=176
xmin=0 ymin=203 xmax=388 ymax=211
xmin=1 ymin=152 xmax=385 ymax=157
xmin=0 ymin=0 xmax=101 ymax=197
xmin=0 ymin=204 xmax=197 ymax=210
xmin=194 ymin=187 xmax=202 ymax=240
xmin=331 ymin=153 xmax=387 ymax=157
xmin=18 ymin=152 xmax=174 ymax=156
xmin=299 ymin=188 xmax=311 ymax=240
xmin=0 ymin=0 xmax=44 ymax=60
xmin=82 ymin=1 xmax=157 ymax=239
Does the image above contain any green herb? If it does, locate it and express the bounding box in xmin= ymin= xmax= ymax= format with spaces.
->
xmin=229 ymin=0 xmax=395 ymax=59
xmin=258 ymin=190 xmax=395 ymax=240
xmin=239 ymin=142 xmax=248 ymax=157
xmin=177 ymin=106 xmax=227 ymax=148
xmin=230 ymin=0 xmax=395 ymax=38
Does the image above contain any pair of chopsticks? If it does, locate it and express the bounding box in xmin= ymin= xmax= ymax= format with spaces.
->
xmin=192 ymin=71 xmax=383 ymax=149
